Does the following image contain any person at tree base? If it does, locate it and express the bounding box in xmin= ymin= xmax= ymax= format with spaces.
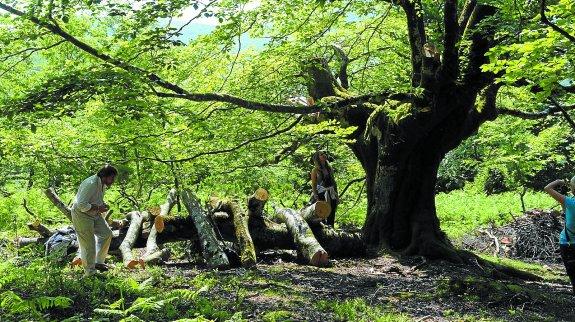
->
xmin=71 ymin=164 xmax=117 ymax=277
xmin=310 ymin=151 xmax=339 ymax=226
xmin=544 ymin=177 xmax=575 ymax=294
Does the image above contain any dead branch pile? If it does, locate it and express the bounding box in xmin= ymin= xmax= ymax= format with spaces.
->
xmin=461 ymin=210 xmax=563 ymax=263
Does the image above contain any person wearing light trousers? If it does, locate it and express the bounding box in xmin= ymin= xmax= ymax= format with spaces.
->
xmin=71 ymin=165 xmax=117 ymax=276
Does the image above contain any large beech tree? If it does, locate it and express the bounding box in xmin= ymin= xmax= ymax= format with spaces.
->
xmin=0 ymin=0 xmax=565 ymax=261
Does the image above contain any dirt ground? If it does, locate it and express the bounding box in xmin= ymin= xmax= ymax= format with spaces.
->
xmin=162 ymin=253 xmax=575 ymax=321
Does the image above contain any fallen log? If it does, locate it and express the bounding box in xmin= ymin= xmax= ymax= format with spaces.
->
xmin=209 ymin=198 xmax=256 ymax=268
xmin=27 ymin=220 xmax=54 ymax=238
xmin=300 ymin=201 xmax=331 ymax=223
xmin=44 ymin=188 xmax=72 ymax=221
xmin=154 ymin=188 xmax=178 ymax=233
xmin=144 ymin=189 xmax=177 ymax=264
xmin=119 ymin=211 xmax=145 ymax=268
xmin=275 ymin=207 xmax=329 ymax=266
xmin=23 ymin=187 xmax=365 ymax=266
xmin=247 ymin=188 xmax=268 ymax=218
xmin=16 ymin=236 xmax=47 ymax=247
xmin=182 ymin=189 xmax=229 ymax=269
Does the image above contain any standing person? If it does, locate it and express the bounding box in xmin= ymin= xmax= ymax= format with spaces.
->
xmin=544 ymin=177 xmax=575 ymax=294
xmin=310 ymin=151 xmax=339 ymax=226
xmin=71 ymin=164 xmax=117 ymax=276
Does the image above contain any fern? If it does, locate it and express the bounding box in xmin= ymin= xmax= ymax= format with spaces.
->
xmin=170 ymin=285 xmax=210 ymax=301
xmin=0 ymin=290 xmax=73 ymax=316
xmin=96 ymin=295 xmax=178 ymax=319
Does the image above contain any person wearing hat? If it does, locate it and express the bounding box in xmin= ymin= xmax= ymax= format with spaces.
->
xmin=71 ymin=164 xmax=117 ymax=276
xmin=544 ymin=177 xmax=575 ymax=294
xmin=310 ymin=151 xmax=339 ymax=226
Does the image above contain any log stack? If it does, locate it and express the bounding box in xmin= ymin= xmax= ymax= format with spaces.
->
xmin=19 ymin=187 xmax=366 ymax=269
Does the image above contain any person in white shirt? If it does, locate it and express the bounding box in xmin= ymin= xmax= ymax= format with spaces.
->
xmin=71 ymin=165 xmax=117 ymax=276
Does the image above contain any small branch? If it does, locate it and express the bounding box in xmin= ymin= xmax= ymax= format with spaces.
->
xmin=138 ymin=114 xmax=305 ymax=163
xmin=497 ymin=104 xmax=575 ymax=119
xmin=308 ymin=0 xmax=353 ymax=43
xmin=21 ymin=199 xmax=37 ymax=218
xmin=549 ymin=97 xmax=575 ymax=130
xmin=540 ymin=0 xmax=575 ymax=44
xmin=0 ymin=40 xmax=66 ymax=78
xmin=44 ymin=187 xmax=72 ymax=221
xmin=338 ymin=177 xmax=366 ymax=199
xmin=0 ymin=40 xmax=66 ymax=62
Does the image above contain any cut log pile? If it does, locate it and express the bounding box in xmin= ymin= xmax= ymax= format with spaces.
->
xmin=18 ymin=187 xmax=365 ymax=269
xmin=461 ymin=209 xmax=563 ymax=263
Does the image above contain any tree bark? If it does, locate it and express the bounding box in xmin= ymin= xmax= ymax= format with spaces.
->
xmin=144 ymin=188 xmax=177 ymax=264
xmin=181 ymin=189 xmax=229 ymax=269
xmin=27 ymin=221 xmax=54 ymax=238
xmin=275 ymin=207 xmax=329 ymax=267
xmin=119 ymin=211 xmax=144 ymax=268
xmin=44 ymin=187 xmax=72 ymax=221
xmin=247 ymin=188 xmax=269 ymax=218
xmin=153 ymin=188 xmax=178 ymax=233
xmin=210 ymin=198 xmax=257 ymax=268
xmin=300 ymin=201 xmax=331 ymax=223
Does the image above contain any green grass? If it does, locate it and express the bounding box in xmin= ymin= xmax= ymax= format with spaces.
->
xmin=478 ymin=254 xmax=567 ymax=282
xmin=436 ymin=185 xmax=557 ymax=238
xmin=316 ymin=298 xmax=411 ymax=322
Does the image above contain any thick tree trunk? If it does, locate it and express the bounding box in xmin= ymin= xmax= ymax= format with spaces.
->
xmin=360 ymin=93 xmax=486 ymax=262
xmin=181 ymin=189 xmax=229 ymax=269
xmin=275 ymin=207 xmax=329 ymax=266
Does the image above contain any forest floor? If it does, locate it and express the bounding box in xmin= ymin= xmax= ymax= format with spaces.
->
xmin=159 ymin=250 xmax=575 ymax=322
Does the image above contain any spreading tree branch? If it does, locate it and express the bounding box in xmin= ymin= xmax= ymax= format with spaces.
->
xmin=458 ymin=0 xmax=477 ymax=40
xmin=332 ymin=44 xmax=350 ymax=89
xmin=400 ymin=0 xmax=427 ymax=87
xmin=338 ymin=177 xmax=366 ymax=200
xmin=540 ymin=0 xmax=575 ymax=44
xmin=497 ymin=104 xmax=575 ymax=119
xmin=138 ymin=114 xmax=305 ymax=163
xmin=549 ymin=97 xmax=575 ymax=130
xmin=0 ymin=2 xmax=404 ymax=117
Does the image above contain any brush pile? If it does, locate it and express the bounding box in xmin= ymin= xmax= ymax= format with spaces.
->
xmin=462 ymin=209 xmax=563 ymax=263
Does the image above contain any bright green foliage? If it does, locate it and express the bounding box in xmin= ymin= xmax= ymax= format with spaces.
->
xmin=0 ymin=257 xmax=241 ymax=321
xmin=0 ymin=290 xmax=72 ymax=318
xmin=484 ymin=0 xmax=575 ymax=99
xmin=436 ymin=184 xmax=557 ymax=239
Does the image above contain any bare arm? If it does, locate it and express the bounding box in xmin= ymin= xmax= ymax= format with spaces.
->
xmin=311 ymin=168 xmax=319 ymax=200
xmin=544 ymin=179 xmax=567 ymax=207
